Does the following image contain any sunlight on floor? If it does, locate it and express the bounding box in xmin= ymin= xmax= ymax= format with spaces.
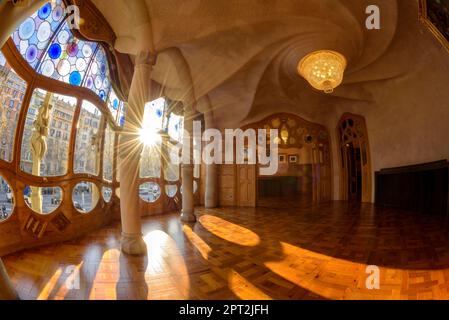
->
xmin=183 ymin=225 xmax=212 ymax=259
xmin=228 ymin=269 xmax=272 ymax=300
xmin=198 ymin=215 xmax=260 ymax=247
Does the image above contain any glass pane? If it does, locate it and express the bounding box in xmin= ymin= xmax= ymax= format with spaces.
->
xmin=0 ymin=176 xmax=14 ymax=221
xmin=102 ymin=186 xmax=112 ymax=203
xmin=140 ymin=140 xmax=161 ymax=178
xmin=13 ymin=1 xmax=66 ymax=69
xmin=168 ymin=113 xmax=183 ymax=142
xmin=38 ymin=21 xmax=98 ymax=87
xmin=103 ymin=124 xmax=115 ymax=181
xmin=74 ymin=100 xmax=102 ymax=175
xmin=164 ymin=143 xmax=180 ymax=182
xmin=20 ymin=89 xmax=76 ymax=176
xmin=117 ymin=102 xmax=126 ymax=127
xmin=139 ymin=182 xmax=161 ymax=203
xmin=23 ymin=185 xmax=62 ymax=215
xmin=72 ymin=182 xmax=99 ymax=213
xmin=165 ymin=185 xmax=178 ymax=198
xmin=142 ymin=98 xmax=165 ymax=133
xmin=0 ymin=52 xmax=27 ymax=162
xmin=83 ymin=46 xmax=111 ymax=101
xmin=107 ymin=89 xmax=121 ymax=122
xmin=193 ymin=146 xmax=201 ymax=178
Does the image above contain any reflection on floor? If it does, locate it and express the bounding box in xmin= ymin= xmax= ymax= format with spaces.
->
xmin=257 ymin=195 xmax=313 ymax=209
xmin=4 ymin=201 xmax=449 ymax=300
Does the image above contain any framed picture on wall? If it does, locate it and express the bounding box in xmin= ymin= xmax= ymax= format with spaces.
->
xmin=279 ymin=154 xmax=287 ymax=164
xmin=289 ymin=155 xmax=299 ymax=163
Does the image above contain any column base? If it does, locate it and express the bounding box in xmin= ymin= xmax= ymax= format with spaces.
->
xmin=205 ymin=202 xmax=218 ymax=209
xmin=121 ymin=232 xmax=147 ymax=256
xmin=180 ymin=210 xmax=197 ymax=223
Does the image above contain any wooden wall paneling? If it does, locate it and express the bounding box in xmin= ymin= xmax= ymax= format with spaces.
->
xmin=219 ymin=164 xmax=236 ymax=206
xmin=242 ymin=113 xmax=332 ymax=205
xmin=237 ymin=164 xmax=256 ymax=207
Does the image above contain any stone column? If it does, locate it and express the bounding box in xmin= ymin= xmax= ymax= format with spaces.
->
xmin=180 ymin=112 xmax=196 ymax=222
xmin=205 ymin=163 xmax=218 ymax=208
xmin=0 ymin=0 xmax=46 ymax=49
xmin=0 ymin=258 xmax=19 ymax=300
xmin=119 ymin=52 xmax=154 ymax=255
xmin=204 ymin=113 xmax=218 ymax=208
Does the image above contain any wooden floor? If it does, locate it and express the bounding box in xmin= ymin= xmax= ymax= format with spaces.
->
xmin=4 ymin=200 xmax=449 ymax=300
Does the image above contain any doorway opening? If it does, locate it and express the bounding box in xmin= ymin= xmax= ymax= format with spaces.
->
xmin=239 ymin=113 xmax=332 ymax=208
xmin=338 ymin=114 xmax=372 ymax=203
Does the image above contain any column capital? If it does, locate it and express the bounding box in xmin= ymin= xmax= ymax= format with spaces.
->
xmin=135 ymin=51 xmax=158 ymax=66
xmin=181 ymin=163 xmax=194 ymax=170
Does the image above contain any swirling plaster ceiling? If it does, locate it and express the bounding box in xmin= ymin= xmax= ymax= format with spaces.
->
xmin=90 ymin=0 xmax=448 ymax=129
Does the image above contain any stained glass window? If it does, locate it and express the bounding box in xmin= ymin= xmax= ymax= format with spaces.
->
xmin=12 ymin=1 xmax=119 ymax=109
xmin=168 ymin=113 xmax=183 ymax=142
xmin=83 ymin=46 xmax=111 ymax=101
xmin=38 ymin=21 xmax=98 ymax=87
xmin=107 ymin=89 xmax=120 ymax=122
xmin=142 ymin=98 xmax=165 ymax=133
xmin=13 ymin=1 xmax=66 ymax=70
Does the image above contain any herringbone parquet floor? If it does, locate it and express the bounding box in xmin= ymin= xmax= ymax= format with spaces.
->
xmin=4 ymin=200 xmax=449 ymax=300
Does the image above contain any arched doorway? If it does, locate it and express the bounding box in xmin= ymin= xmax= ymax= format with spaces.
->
xmin=337 ymin=113 xmax=372 ymax=203
xmin=241 ymin=113 xmax=332 ymax=208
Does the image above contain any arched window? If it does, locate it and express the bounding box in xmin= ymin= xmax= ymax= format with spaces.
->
xmin=12 ymin=0 xmax=124 ymax=125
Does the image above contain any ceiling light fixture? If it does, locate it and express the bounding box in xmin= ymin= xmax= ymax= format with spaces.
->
xmin=298 ymin=50 xmax=347 ymax=94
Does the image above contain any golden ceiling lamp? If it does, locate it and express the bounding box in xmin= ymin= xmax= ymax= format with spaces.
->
xmin=298 ymin=50 xmax=347 ymax=94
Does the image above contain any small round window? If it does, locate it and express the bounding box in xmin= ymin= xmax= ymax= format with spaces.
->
xmin=23 ymin=186 xmax=62 ymax=215
xmin=72 ymin=182 xmax=99 ymax=213
xmin=0 ymin=176 xmax=14 ymax=221
xmin=139 ymin=182 xmax=161 ymax=203
xmin=165 ymin=185 xmax=178 ymax=198
xmin=102 ymin=187 xmax=112 ymax=203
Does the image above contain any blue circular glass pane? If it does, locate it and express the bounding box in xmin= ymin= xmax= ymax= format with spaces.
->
xmin=48 ymin=43 xmax=62 ymax=59
xmin=18 ymin=18 xmax=35 ymax=40
xmin=113 ymin=99 xmax=119 ymax=110
xmin=52 ymin=6 xmax=64 ymax=21
xmin=69 ymin=71 xmax=82 ymax=86
xmin=99 ymin=90 xmax=106 ymax=100
xmin=38 ymin=3 xmax=52 ymax=20
xmin=156 ymin=109 xmax=163 ymax=118
xmin=100 ymin=63 xmax=106 ymax=75
xmin=26 ymin=45 xmax=38 ymax=63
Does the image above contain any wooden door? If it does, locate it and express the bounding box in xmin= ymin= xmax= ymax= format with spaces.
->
xmin=237 ymin=165 xmax=256 ymax=207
